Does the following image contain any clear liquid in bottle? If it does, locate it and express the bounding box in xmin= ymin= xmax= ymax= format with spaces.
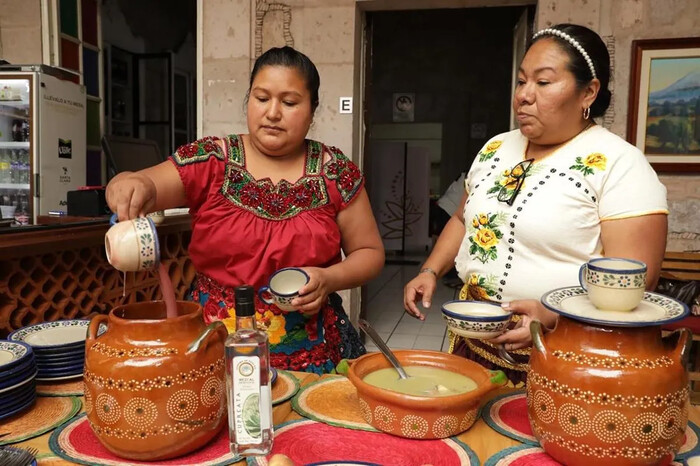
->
xmin=225 ymin=285 xmax=273 ymax=456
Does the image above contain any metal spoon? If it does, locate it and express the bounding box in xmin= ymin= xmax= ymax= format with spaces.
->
xmin=358 ymin=319 xmax=408 ymax=379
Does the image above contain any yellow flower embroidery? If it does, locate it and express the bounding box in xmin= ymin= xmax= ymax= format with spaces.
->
xmin=474 ymin=228 xmax=499 ymax=249
xmin=478 ymin=140 xmax=503 ymax=162
xmin=500 ymin=176 xmax=519 ymax=189
xmin=583 ymin=153 xmax=607 ymax=170
xmin=485 ymin=141 xmax=502 ymax=152
xmin=262 ymin=310 xmax=287 ymax=344
xmin=469 ymin=273 xmax=480 ymax=286
xmin=468 ymin=212 xmax=504 ymax=263
xmin=571 ymin=152 xmax=607 ymax=176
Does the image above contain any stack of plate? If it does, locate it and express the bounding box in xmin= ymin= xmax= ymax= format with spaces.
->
xmin=0 ymin=341 xmax=38 ymax=420
xmin=7 ymin=320 xmax=92 ymax=382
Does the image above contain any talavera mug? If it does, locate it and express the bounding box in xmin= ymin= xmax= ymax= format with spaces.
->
xmin=579 ymin=257 xmax=647 ymax=312
xmin=105 ymin=213 xmax=160 ymax=272
xmin=258 ymin=267 xmax=309 ymax=311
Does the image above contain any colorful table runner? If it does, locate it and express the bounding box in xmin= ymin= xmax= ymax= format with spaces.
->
xmin=481 ymin=391 xmax=700 ymax=463
xmin=291 ymin=376 xmax=377 ymax=432
xmin=0 ymin=396 xmax=81 ymax=445
xmin=49 ymin=413 xmax=239 ymax=466
xmin=246 ymin=419 xmax=479 ymax=466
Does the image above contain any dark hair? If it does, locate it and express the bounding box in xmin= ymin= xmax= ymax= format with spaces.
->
xmin=531 ymin=23 xmax=611 ymax=118
xmin=247 ymin=46 xmax=320 ymax=113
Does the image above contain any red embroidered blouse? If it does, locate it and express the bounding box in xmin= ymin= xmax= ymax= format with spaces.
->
xmin=169 ymin=134 xmax=364 ymax=292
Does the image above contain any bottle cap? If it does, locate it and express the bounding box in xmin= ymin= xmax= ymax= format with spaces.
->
xmin=234 ymin=285 xmax=255 ymax=317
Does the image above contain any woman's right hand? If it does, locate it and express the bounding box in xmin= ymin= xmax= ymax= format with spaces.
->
xmin=403 ymin=272 xmax=437 ymax=321
xmin=106 ymin=172 xmax=157 ymax=221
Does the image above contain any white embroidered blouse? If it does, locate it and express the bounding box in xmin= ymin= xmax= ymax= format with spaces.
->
xmin=455 ymin=125 xmax=668 ymax=303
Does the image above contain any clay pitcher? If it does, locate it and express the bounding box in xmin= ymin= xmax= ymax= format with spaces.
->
xmin=527 ymin=317 xmax=691 ymax=466
xmin=84 ymin=301 xmax=228 ymax=461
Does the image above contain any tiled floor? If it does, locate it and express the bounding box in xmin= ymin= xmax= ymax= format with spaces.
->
xmin=362 ymin=254 xmax=460 ymax=353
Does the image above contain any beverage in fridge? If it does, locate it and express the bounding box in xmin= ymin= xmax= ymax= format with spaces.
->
xmin=0 ymin=65 xmax=86 ymax=225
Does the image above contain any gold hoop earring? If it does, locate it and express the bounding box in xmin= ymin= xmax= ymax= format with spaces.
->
xmin=583 ymin=107 xmax=591 ymax=120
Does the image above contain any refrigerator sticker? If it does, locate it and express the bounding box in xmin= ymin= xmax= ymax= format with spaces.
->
xmin=59 ymin=166 xmax=71 ymax=184
xmin=59 ymin=138 xmax=72 ymax=159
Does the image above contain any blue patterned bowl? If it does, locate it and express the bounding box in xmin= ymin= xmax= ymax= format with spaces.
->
xmin=441 ymin=300 xmax=511 ymax=339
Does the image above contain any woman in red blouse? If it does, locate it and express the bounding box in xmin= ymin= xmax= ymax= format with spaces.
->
xmin=106 ymin=47 xmax=385 ymax=374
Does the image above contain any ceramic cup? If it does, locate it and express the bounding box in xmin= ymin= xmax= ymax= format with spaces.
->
xmin=105 ymin=213 xmax=160 ymax=272
xmin=147 ymin=210 xmax=165 ymax=225
xmin=258 ymin=267 xmax=309 ymax=311
xmin=578 ymin=257 xmax=647 ymax=312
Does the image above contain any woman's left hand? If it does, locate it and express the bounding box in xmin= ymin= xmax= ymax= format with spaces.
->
xmin=489 ymin=299 xmax=558 ymax=350
xmin=292 ymin=267 xmax=330 ymax=315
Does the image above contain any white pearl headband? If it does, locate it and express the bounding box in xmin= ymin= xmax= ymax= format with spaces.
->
xmin=532 ymin=28 xmax=598 ymax=80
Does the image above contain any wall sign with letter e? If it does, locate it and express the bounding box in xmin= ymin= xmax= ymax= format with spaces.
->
xmin=339 ymin=97 xmax=353 ymax=114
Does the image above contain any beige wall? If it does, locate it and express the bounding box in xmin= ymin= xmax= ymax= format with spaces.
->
xmin=0 ymin=0 xmax=43 ymax=64
xmin=199 ymin=0 xmax=357 ymax=154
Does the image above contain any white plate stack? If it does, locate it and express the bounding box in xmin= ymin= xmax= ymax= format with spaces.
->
xmin=7 ymin=319 xmax=95 ymax=382
xmin=0 ymin=341 xmax=38 ymax=420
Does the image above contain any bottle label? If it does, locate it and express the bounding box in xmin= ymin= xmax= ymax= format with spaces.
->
xmin=232 ymin=355 xmax=263 ymax=445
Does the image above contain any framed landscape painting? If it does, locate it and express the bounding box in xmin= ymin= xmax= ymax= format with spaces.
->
xmin=627 ymin=37 xmax=700 ymax=172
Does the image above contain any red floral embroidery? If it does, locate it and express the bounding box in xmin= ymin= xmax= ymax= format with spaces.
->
xmin=323 ymin=147 xmax=363 ymax=204
xmin=291 ymin=185 xmax=313 ymax=208
xmin=239 ymin=183 xmax=263 ymax=208
xmin=263 ymin=192 xmax=290 ymax=217
xmin=172 ymin=137 xmax=223 ymax=165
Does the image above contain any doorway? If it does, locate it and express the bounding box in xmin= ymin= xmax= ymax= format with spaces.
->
xmin=362 ymin=6 xmax=533 ymax=255
xmin=359 ymin=5 xmax=534 ymax=332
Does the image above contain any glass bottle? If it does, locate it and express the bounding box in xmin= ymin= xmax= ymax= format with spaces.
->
xmin=225 ymin=285 xmax=273 ymax=457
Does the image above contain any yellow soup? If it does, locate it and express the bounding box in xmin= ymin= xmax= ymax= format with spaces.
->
xmin=362 ymin=365 xmax=477 ymax=397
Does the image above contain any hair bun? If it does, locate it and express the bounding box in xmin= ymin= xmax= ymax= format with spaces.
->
xmin=591 ymin=87 xmax=611 ymax=118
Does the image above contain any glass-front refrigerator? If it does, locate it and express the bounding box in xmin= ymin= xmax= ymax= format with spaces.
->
xmin=0 ymin=65 xmax=86 ymax=225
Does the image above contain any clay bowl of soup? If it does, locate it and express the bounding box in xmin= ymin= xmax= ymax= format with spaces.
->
xmin=347 ymin=349 xmax=506 ymax=439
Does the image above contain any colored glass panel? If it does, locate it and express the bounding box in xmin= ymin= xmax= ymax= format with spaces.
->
xmin=81 ymin=0 xmax=98 ymax=45
xmin=61 ymin=38 xmax=80 ymax=72
xmin=60 ymin=0 xmax=79 ymax=38
xmin=83 ymin=48 xmax=99 ymax=97
xmin=86 ymin=99 xmax=101 ymax=147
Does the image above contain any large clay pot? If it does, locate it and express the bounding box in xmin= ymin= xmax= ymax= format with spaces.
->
xmin=84 ymin=301 xmax=228 ymax=461
xmin=527 ymin=317 xmax=691 ymax=466
xmin=347 ymin=349 xmax=506 ymax=439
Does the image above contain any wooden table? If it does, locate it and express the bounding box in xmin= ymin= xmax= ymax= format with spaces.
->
xmin=13 ymin=372 xmax=700 ymax=464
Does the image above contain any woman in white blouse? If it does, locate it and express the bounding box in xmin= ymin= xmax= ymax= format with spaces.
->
xmin=403 ymin=24 xmax=668 ymax=386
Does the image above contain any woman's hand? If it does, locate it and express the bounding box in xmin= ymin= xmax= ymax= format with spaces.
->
xmin=403 ymin=272 xmax=437 ymax=321
xmin=489 ymin=299 xmax=558 ymax=350
xmin=106 ymin=172 xmax=158 ymax=221
xmin=292 ymin=267 xmax=331 ymax=315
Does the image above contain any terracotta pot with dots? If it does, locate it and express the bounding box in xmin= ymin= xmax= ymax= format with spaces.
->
xmin=528 ymin=317 xmax=691 ymax=466
xmin=84 ymin=301 xmax=228 ymax=461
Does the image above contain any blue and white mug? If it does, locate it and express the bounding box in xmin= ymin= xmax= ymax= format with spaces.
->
xmin=578 ymin=258 xmax=647 ymax=312
xmin=105 ymin=213 xmax=160 ymax=272
xmin=258 ymin=267 xmax=309 ymax=312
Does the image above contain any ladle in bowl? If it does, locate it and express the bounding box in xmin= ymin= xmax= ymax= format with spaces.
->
xmin=358 ymin=319 xmax=408 ymax=379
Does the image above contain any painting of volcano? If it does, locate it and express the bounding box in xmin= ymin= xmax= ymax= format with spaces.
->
xmin=644 ymin=57 xmax=700 ymax=155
